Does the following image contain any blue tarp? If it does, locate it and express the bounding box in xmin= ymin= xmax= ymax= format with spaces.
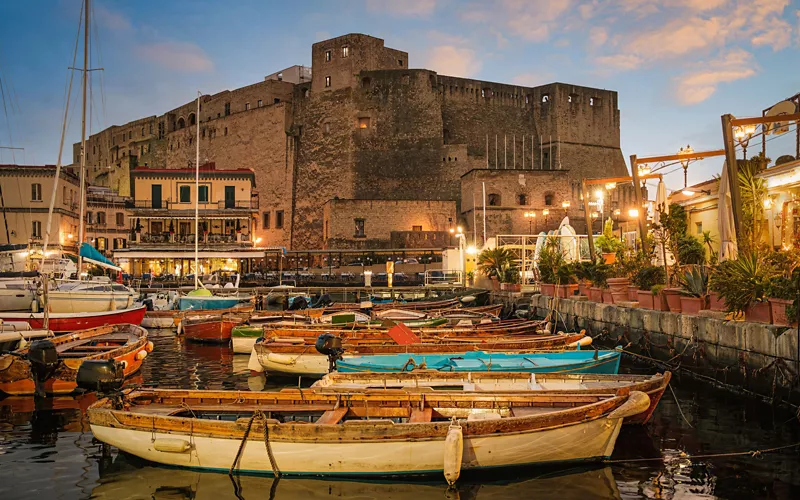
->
xmin=79 ymin=242 xmax=121 ymax=271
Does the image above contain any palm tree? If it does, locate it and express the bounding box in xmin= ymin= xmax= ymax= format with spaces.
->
xmin=702 ymin=230 xmax=718 ymax=263
xmin=477 ymin=247 xmax=517 ymax=281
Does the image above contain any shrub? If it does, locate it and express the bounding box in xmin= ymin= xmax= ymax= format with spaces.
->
xmin=709 ymin=252 xmax=776 ymax=313
xmin=677 ymin=236 xmax=707 ymax=265
xmin=536 ymin=237 xmax=564 ymax=284
xmin=678 ymin=265 xmax=708 ymax=298
xmin=633 ymin=265 xmax=666 ymax=291
xmin=477 ymin=247 xmax=517 ymax=282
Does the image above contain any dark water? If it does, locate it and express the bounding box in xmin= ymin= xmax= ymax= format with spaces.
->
xmin=1 ymin=331 xmax=800 ymax=499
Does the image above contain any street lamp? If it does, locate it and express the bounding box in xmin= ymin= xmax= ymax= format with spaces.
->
xmin=561 ymin=200 xmax=570 ymax=214
xmin=734 ymin=125 xmax=756 ymax=160
xmin=678 ymin=144 xmax=694 ymax=192
xmin=542 ymin=209 xmax=550 ymax=229
xmin=524 ymin=211 xmax=537 ymax=234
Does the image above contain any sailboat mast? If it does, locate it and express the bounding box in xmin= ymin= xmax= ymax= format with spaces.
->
xmin=194 ymin=91 xmax=200 ymax=289
xmin=76 ymin=0 xmax=89 ymax=278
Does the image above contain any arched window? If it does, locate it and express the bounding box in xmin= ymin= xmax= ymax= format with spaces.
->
xmin=517 ymin=193 xmax=528 ymax=206
xmin=177 ymin=117 xmax=186 ymax=129
xmin=189 ymin=113 xmax=196 ymax=125
xmin=488 ymin=193 xmax=501 ymax=206
xmin=544 ymin=193 xmax=554 ymax=206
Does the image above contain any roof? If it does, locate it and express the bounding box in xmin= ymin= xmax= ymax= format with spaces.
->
xmin=132 ymin=163 xmax=255 ymax=186
xmin=460 ymin=168 xmax=569 ymax=179
xmin=0 ymin=164 xmax=80 ymax=182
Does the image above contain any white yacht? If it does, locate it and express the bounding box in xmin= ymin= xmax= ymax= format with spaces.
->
xmin=45 ymin=277 xmax=137 ymax=313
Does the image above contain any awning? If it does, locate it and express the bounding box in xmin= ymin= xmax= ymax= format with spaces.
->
xmin=80 ymin=242 xmax=122 ymax=271
xmin=114 ymin=249 xmax=267 ymax=259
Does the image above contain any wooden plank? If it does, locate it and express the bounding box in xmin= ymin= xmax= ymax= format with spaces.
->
xmin=408 ymin=407 xmax=432 ymax=423
xmin=386 ymin=323 xmax=420 ymax=345
xmin=316 ymin=407 xmax=348 ymax=425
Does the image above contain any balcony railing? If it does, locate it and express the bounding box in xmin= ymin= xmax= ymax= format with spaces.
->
xmin=132 ymin=199 xmax=258 ymax=210
xmin=134 ymin=232 xmax=253 ymax=246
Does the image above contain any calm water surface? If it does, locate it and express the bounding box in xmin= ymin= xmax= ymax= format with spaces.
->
xmin=1 ymin=330 xmax=799 ymax=499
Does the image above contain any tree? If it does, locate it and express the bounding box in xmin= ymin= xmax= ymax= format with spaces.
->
xmin=738 ymin=153 xmax=769 ymax=253
xmin=477 ymin=247 xmax=518 ymax=282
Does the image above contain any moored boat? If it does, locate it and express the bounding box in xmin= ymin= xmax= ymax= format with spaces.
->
xmin=0 ymin=305 xmax=146 ymax=332
xmin=141 ymin=310 xmax=176 ymax=329
xmin=178 ymin=288 xmax=243 ymax=311
xmin=0 ymin=321 xmax=51 ymax=351
xmin=0 ymin=323 xmax=151 ymax=396
xmin=183 ymin=314 xmax=246 ymax=344
xmin=46 ymin=278 xmax=137 ymax=313
xmin=85 ymin=387 xmax=649 ymax=481
xmin=313 ymin=370 xmax=671 ymax=425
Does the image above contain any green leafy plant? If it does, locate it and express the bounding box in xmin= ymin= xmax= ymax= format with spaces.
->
xmin=536 ymin=237 xmax=565 ymax=284
xmin=595 ymin=219 xmax=623 ymax=254
xmin=586 ymin=260 xmax=611 ymax=289
xmin=709 ymin=252 xmax=776 ymax=313
xmin=651 ymin=284 xmax=666 ymax=296
xmin=738 ymin=153 xmax=769 ymax=253
xmin=477 ymin=247 xmax=518 ymax=283
xmin=678 ymin=265 xmax=709 ymax=298
xmin=574 ymin=261 xmax=591 ymax=283
xmin=702 ymin=231 xmax=718 ymax=264
xmin=677 ymin=235 xmax=707 ymax=266
xmin=556 ymin=263 xmax=576 ymax=285
xmin=633 ymin=265 xmax=666 ymax=291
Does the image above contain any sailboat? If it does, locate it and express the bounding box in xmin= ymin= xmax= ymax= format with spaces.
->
xmin=177 ymin=93 xmax=243 ymax=312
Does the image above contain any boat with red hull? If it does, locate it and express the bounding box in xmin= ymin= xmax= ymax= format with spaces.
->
xmin=183 ymin=314 xmax=245 ymax=344
xmin=0 ymin=305 xmax=146 ymax=333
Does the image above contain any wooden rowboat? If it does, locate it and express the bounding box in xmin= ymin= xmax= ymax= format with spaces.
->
xmin=313 ymin=371 xmax=671 ymax=425
xmin=0 ymin=324 xmax=151 ymax=396
xmin=141 ymin=310 xmax=177 ymax=329
xmin=183 ymin=314 xmax=246 ymax=344
xmin=86 ymin=387 xmax=650 ymax=482
xmin=173 ymin=304 xmax=254 ymax=331
xmin=248 ymin=333 xmax=593 ymax=377
xmin=0 ymin=305 xmax=146 ymax=333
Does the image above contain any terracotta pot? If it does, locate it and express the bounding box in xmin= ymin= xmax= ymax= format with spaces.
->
xmin=602 ymin=290 xmax=614 ymax=304
xmin=556 ymin=284 xmax=579 ymax=298
xmin=578 ymin=282 xmax=589 ymax=296
xmin=709 ymin=291 xmax=726 ymax=312
xmin=589 ymin=287 xmax=603 ymax=302
xmin=490 ymin=277 xmax=500 ymax=291
xmin=602 ymin=252 xmax=616 ymax=264
xmin=662 ymin=288 xmax=683 ymax=313
xmin=679 ymin=295 xmax=707 ymax=315
xmin=652 ymin=291 xmax=669 ymax=311
xmin=628 ymin=285 xmax=639 ymax=302
xmin=540 ymin=283 xmax=555 ymax=296
xmin=745 ymin=301 xmax=772 ymax=323
xmin=637 ymin=290 xmax=654 ymax=309
xmin=606 ymin=277 xmax=630 ymax=294
xmin=611 ymin=291 xmax=628 ymax=303
xmin=768 ymin=298 xmax=793 ymax=326
xmin=510 ymin=284 xmax=521 ymax=293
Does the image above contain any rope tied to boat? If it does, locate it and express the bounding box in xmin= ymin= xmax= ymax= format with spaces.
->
xmin=229 ymin=409 xmax=281 ymax=478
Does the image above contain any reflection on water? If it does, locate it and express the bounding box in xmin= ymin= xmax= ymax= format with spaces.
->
xmin=0 ymin=332 xmax=799 ymax=499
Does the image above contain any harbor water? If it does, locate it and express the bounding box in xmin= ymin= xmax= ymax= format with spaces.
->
xmin=1 ymin=330 xmax=799 ymax=499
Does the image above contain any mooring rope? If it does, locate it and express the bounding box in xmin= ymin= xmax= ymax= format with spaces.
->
xmin=605 ymin=440 xmax=800 ymax=464
xmin=229 ymin=410 xmax=281 ymax=478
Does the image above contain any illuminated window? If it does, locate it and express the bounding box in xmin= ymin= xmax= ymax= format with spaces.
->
xmin=354 ymin=218 xmax=365 ymax=237
xmin=342 ymin=46 xmax=349 ymax=57
xmin=358 ymin=117 xmax=370 ymax=129
xmin=325 ymin=76 xmax=331 ymax=88
xmin=325 ymin=50 xmax=331 ymax=62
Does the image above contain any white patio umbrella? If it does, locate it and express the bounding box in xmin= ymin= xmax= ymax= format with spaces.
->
xmin=558 ymin=216 xmax=579 ymax=262
xmin=718 ymin=160 xmax=738 ymax=261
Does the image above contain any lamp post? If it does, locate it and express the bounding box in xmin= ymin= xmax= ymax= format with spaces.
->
xmin=561 ymin=200 xmax=570 ymax=215
xmin=734 ymin=125 xmax=756 ymax=160
xmin=542 ymin=209 xmax=550 ymax=230
xmin=594 ymin=190 xmax=604 ymax=228
xmin=678 ymin=144 xmax=694 ymax=193
xmin=524 ymin=211 xmax=536 ymax=234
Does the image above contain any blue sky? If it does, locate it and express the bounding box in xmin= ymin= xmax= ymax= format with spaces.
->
xmin=0 ymin=0 xmax=798 ymax=194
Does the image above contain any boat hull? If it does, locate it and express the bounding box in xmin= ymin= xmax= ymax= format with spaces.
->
xmin=46 ymin=292 xmax=134 ymax=313
xmin=89 ymin=411 xmax=623 ymax=477
xmin=141 ymin=311 xmax=176 ymax=329
xmin=0 ymin=287 xmax=36 ymax=311
xmin=0 ymin=305 xmax=146 ymax=332
xmin=232 ymin=326 xmax=263 ymax=354
xmin=179 ymin=296 xmax=241 ymax=311
xmin=184 ymin=318 xmax=243 ymax=343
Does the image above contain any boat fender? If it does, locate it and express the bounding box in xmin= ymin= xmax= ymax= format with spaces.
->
xmin=31 ymin=299 xmax=39 ymax=313
xmin=145 ymin=341 xmax=155 ymax=353
xmin=607 ymin=391 xmax=651 ymax=420
xmin=567 ymin=336 xmax=593 ymax=349
xmin=443 ymin=423 xmax=463 ymax=486
xmin=152 ymin=438 xmax=192 ymax=453
xmin=135 ymin=350 xmax=148 ymax=361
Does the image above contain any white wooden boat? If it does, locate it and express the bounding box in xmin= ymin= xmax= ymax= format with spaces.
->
xmin=46 ymin=279 xmax=137 ymax=313
xmin=86 ymin=388 xmax=649 ymax=482
xmin=0 ymin=278 xmax=36 ymax=312
xmin=141 ymin=310 xmax=177 ymax=329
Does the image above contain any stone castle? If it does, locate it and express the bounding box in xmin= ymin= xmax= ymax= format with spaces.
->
xmin=74 ymin=33 xmax=631 ymax=250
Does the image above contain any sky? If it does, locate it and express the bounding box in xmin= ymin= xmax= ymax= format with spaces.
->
xmin=0 ymin=0 xmax=798 ymax=195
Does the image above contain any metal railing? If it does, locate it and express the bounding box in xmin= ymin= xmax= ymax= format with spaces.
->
xmin=136 ymin=232 xmax=252 ymax=245
xmin=424 ymin=269 xmax=464 ymax=287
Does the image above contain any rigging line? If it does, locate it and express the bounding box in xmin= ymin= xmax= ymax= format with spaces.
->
xmin=90 ymin=0 xmax=107 ymax=128
xmin=0 ymin=77 xmax=15 ymax=163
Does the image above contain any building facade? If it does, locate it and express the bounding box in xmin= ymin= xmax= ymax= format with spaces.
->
xmin=75 ymin=33 xmax=630 ymax=250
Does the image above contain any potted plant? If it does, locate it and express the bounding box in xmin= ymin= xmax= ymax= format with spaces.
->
xmin=536 ymin=237 xmax=562 ymax=297
xmin=709 ymin=252 xmax=775 ymax=323
xmin=587 ymin=261 xmax=609 ymax=303
xmin=766 ymin=275 xmax=797 ymax=327
xmin=555 ymin=263 xmax=578 ymax=298
xmin=595 ymin=219 xmax=622 ymax=264
xmin=574 ymin=262 xmax=591 ymax=296
xmin=501 ymin=267 xmax=522 ymax=293
xmin=678 ymin=266 xmax=709 ymax=315
xmin=477 ymin=247 xmax=517 ymax=293
xmin=651 ymin=284 xmax=668 ymax=311
xmin=634 ymin=266 xmax=666 ymax=310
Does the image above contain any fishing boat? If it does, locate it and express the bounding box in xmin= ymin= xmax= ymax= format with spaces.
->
xmin=183 ymin=313 xmax=247 ymax=344
xmin=85 ymin=387 xmax=649 ymax=482
xmin=174 ymin=304 xmax=254 ymax=332
xmin=141 ymin=310 xmax=177 ymax=329
xmin=178 ymin=288 xmax=244 ymax=311
xmin=248 ymin=333 xmax=593 ymax=377
xmin=0 ymin=323 xmax=151 ymax=396
xmin=313 ymin=370 xmax=671 ymax=425
xmin=0 ymin=304 xmax=146 ymax=332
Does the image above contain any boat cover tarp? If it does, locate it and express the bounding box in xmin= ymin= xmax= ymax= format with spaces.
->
xmin=79 ymin=242 xmax=121 ymax=271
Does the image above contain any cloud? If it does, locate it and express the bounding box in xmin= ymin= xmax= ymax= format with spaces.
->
xmin=365 ymin=0 xmax=437 ymax=17
xmin=134 ymin=42 xmax=214 ymax=72
xmin=588 ymin=27 xmax=608 ymax=47
xmin=674 ymin=49 xmax=756 ymax=105
xmin=425 ymin=45 xmax=481 ymax=77
xmin=94 ymin=4 xmax=133 ymax=32
xmin=511 ymin=72 xmax=554 ymax=87
xmin=595 ymin=54 xmax=642 ymax=70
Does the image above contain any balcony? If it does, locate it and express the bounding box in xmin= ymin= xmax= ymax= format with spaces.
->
xmin=131 ymin=199 xmax=258 ymax=212
xmin=131 ymin=232 xmax=254 ymax=247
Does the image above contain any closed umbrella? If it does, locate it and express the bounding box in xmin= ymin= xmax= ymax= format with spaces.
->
xmin=718 ymin=160 xmax=738 ymax=261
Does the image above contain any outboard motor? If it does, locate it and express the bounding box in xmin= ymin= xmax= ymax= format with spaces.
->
xmin=76 ymin=359 xmax=126 ymax=408
xmin=314 ymin=334 xmax=344 ymax=372
xmin=311 ymin=293 xmax=333 ymax=308
xmin=288 ymin=296 xmax=308 ymax=310
xmin=142 ymin=298 xmax=154 ymax=311
xmin=27 ymin=340 xmax=59 ymax=398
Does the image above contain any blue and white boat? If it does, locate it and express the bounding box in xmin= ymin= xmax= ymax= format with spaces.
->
xmin=178 ymin=289 xmax=242 ymax=310
xmin=336 ymin=350 xmax=621 ymax=375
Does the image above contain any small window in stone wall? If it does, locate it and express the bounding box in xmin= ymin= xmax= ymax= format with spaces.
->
xmin=358 ymin=117 xmax=370 ymax=129
xmin=258 ymin=100 xmax=263 ymax=108
xmin=402 ymin=74 xmax=410 ymax=85
xmin=541 ymin=94 xmax=550 ymax=103
xmin=325 ymin=76 xmax=331 ymax=88
xmin=518 ymin=194 xmax=528 ymax=206
xmin=398 ymin=59 xmax=403 ymax=67
xmin=544 ymin=193 xmax=554 ymax=206
xmin=412 ymin=225 xmax=422 ymax=231
xmin=274 ymin=98 xmax=281 ymax=104
xmin=590 ymin=96 xmax=601 ymax=107
xmin=325 ymin=50 xmax=331 ymax=62
xmin=304 ymin=89 xmax=310 ymax=98
xmin=324 ymin=122 xmax=331 ymax=135
xmin=568 ymin=93 xmax=579 ymax=103
xmin=488 ymin=194 xmax=501 ymax=206
xmin=362 ymin=77 xmax=372 ymax=89
xmin=245 ymin=103 xmax=250 ymax=111
xmin=276 ymin=211 xmax=284 ymax=229
xmin=342 ymin=46 xmax=349 ymax=58
xmin=224 ymin=103 xmax=230 ymax=116
xmin=354 ymin=218 xmax=365 ymax=237
xmin=263 ymin=212 xmax=270 ymax=229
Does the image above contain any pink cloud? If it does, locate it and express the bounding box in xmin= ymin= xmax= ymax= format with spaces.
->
xmin=365 ymin=0 xmax=437 ymax=17
xmin=135 ymin=42 xmax=214 ymax=72
xmin=674 ymin=49 xmax=756 ymax=105
xmin=425 ymin=45 xmax=482 ymax=77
